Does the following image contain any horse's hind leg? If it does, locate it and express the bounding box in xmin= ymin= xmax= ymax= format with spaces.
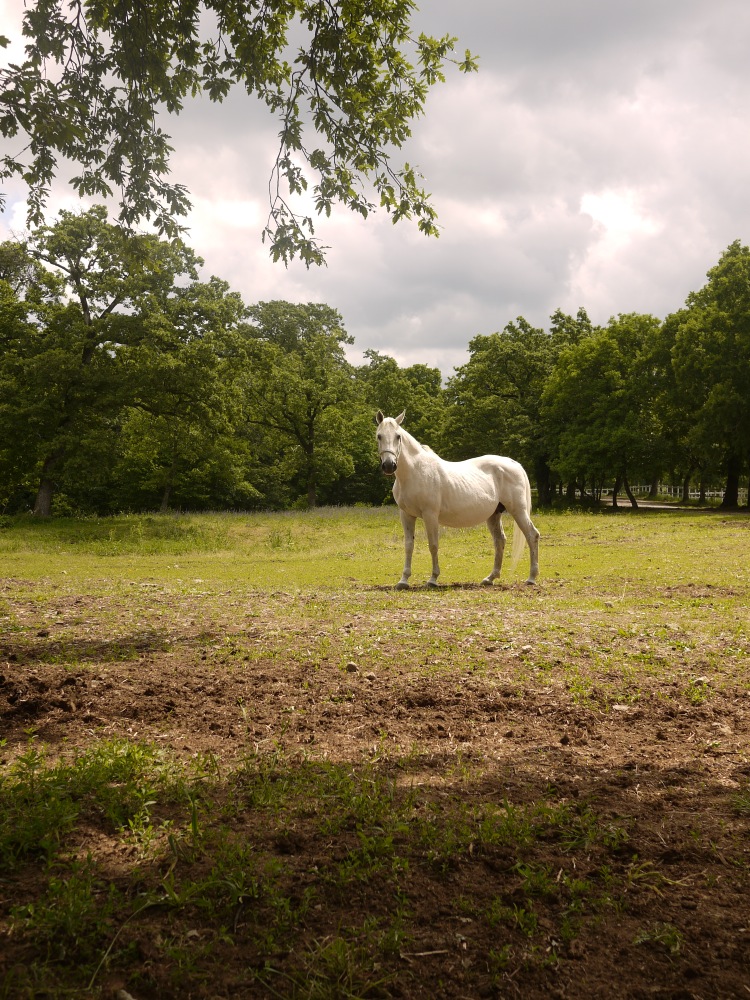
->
xmin=423 ymin=511 xmax=441 ymax=587
xmin=482 ymin=506 xmax=506 ymax=585
xmin=514 ymin=509 xmax=540 ymax=584
xmin=396 ymin=510 xmax=416 ymax=589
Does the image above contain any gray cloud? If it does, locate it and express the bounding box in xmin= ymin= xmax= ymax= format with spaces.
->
xmin=2 ymin=0 xmax=750 ymax=374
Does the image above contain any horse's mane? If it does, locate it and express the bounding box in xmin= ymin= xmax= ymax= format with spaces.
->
xmin=403 ymin=428 xmax=434 ymax=455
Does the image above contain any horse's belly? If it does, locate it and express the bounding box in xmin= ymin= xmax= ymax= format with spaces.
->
xmin=439 ymin=501 xmax=498 ymax=528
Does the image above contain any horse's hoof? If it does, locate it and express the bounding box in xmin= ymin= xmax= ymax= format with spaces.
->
xmin=426 ymin=580 xmax=440 ymax=589
xmin=481 ymin=577 xmax=494 ymax=586
xmin=525 ymin=578 xmax=537 ymax=586
xmin=395 ymin=581 xmax=410 ymax=590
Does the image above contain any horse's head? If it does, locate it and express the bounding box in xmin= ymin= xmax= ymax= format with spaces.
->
xmin=375 ymin=410 xmax=405 ymax=475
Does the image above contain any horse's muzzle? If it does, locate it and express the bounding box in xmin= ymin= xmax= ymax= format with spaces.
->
xmin=380 ymin=457 xmax=398 ymax=476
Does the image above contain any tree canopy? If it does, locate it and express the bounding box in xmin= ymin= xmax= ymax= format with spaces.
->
xmin=243 ymin=300 xmax=357 ymax=508
xmin=442 ymin=311 xmax=593 ymax=504
xmin=0 ymin=0 xmax=477 ymax=264
xmin=1 ymin=218 xmax=748 ymax=515
xmin=663 ymin=240 xmax=750 ymax=506
xmin=0 ymin=207 xmax=247 ymax=514
xmin=542 ymin=313 xmax=663 ymax=505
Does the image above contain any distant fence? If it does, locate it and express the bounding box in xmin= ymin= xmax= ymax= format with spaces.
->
xmin=530 ymin=484 xmax=749 ymax=503
xmin=600 ymin=484 xmax=748 ymax=503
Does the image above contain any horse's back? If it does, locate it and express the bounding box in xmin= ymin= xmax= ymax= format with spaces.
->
xmin=465 ymin=455 xmax=530 ymax=510
xmin=466 ymin=454 xmax=524 ymax=475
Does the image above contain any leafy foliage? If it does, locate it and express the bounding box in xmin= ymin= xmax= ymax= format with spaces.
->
xmin=242 ymin=300 xmax=358 ymax=507
xmin=668 ymin=241 xmax=750 ymax=503
xmin=542 ymin=313 xmax=664 ymax=498
xmin=0 ymin=0 xmax=477 ymax=263
xmin=0 ymin=219 xmax=748 ymax=513
xmin=0 ymin=208 xmax=252 ymax=514
xmin=443 ymin=310 xmax=593 ymax=504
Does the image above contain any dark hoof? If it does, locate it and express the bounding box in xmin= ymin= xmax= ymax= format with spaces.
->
xmin=395 ymin=581 xmax=410 ymax=590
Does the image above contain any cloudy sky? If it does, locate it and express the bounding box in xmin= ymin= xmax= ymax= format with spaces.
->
xmin=2 ymin=0 xmax=750 ymax=374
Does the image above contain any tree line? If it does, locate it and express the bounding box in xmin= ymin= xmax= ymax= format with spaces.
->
xmin=1 ymin=208 xmax=749 ymax=516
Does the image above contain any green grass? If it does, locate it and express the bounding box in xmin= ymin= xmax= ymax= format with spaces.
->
xmin=1 ymin=506 xmax=749 ymax=997
xmin=0 ymin=505 xmax=747 ymax=590
xmin=1 ymin=507 xmax=748 ymax=712
xmin=0 ymin=738 xmax=651 ymax=994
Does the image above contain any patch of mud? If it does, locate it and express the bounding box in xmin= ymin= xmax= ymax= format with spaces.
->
xmin=1 ymin=590 xmax=750 ymax=1000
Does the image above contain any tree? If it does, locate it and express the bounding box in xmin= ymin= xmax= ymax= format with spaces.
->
xmin=0 ymin=207 xmax=230 ymax=515
xmin=243 ymin=301 xmax=357 ymax=507
xmin=648 ymin=309 xmax=722 ymax=503
xmin=441 ymin=311 xmax=593 ymax=505
xmin=548 ymin=306 xmax=594 ymax=352
xmin=542 ymin=313 xmax=663 ymax=506
xmin=664 ymin=241 xmax=750 ymax=508
xmin=0 ymin=237 xmax=61 ymax=509
xmin=113 ymin=409 xmax=260 ymax=513
xmin=0 ymin=270 xmax=46 ymax=509
xmin=0 ymin=1 xmax=476 ymax=264
xmin=358 ymin=349 xmax=444 ymax=439
xmin=32 ymin=208 xmax=203 ymax=515
xmin=113 ymin=276 xmax=257 ymax=512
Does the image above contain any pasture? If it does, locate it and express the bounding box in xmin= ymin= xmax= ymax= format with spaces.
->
xmin=1 ymin=507 xmax=749 ymax=999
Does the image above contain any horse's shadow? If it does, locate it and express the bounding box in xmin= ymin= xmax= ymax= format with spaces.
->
xmin=367 ymin=581 xmax=522 ymax=593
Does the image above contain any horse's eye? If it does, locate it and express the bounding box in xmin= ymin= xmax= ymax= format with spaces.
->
xmin=377 ymin=433 xmax=381 ymax=440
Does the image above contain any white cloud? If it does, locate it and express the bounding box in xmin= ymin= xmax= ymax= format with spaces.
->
xmin=580 ymin=188 xmax=661 ymax=248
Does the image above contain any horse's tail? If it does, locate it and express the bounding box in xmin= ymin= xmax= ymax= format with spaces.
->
xmin=508 ymin=470 xmax=532 ymax=571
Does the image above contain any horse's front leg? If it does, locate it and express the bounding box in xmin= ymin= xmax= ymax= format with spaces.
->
xmin=482 ymin=509 xmax=506 ymax=585
xmin=423 ymin=512 xmax=441 ymax=587
xmin=396 ymin=510 xmax=416 ymax=590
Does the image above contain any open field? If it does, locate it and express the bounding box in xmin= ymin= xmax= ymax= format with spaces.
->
xmin=1 ymin=507 xmax=750 ymax=999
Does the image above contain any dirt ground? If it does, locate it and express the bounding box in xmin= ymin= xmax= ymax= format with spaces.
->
xmin=2 ymin=583 xmax=750 ymax=999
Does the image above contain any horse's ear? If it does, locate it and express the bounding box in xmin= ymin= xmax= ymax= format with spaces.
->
xmin=395 ymin=410 xmax=406 ymax=425
xmin=375 ymin=410 xmax=385 ymax=425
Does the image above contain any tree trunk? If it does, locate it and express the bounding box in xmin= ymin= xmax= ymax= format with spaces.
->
xmin=160 ymin=450 xmax=179 ymax=513
xmin=306 ymin=471 xmax=317 ymax=508
xmin=681 ymin=466 xmax=695 ymax=504
xmin=720 ymin=453 xmax=741 ymax=509
xmin=612 ymin=474 xmax=621 ymax=508
xmin=623 ymin=474 xmax=639 ymax=509
xmin=699 ymin=474 xmax=707 ymax=504
xmin=33 ymin=476 xmax=55 ymax=517
xmin=33 ymin=451 xmax=63 ymax=516
xmin=648 ymin=476 xmax=659 ymax=500
xmin=534 ymin=457 xmax=552 ymax=506
xmin=304 ymin=419 xmax=317 ymax=508
xmin=160 ymin=482 xmax=172 ymax=513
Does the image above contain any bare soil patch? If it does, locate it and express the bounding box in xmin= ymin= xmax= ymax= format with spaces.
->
xmin=2 ymin=582 xmax=750 ymax=999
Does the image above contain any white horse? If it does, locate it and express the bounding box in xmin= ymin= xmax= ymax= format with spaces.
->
xmin=376 ymin=410 xmax=540 ymax=588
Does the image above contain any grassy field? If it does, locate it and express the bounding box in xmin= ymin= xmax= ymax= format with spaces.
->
xmin=1 ymin=506 xmax=749 ymax=999
xmin=1 ymin=504 xmax=747 ymax=589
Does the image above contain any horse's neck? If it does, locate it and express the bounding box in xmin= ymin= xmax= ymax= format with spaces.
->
xmin=397 ymin=430 xmax=427 ymax=475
